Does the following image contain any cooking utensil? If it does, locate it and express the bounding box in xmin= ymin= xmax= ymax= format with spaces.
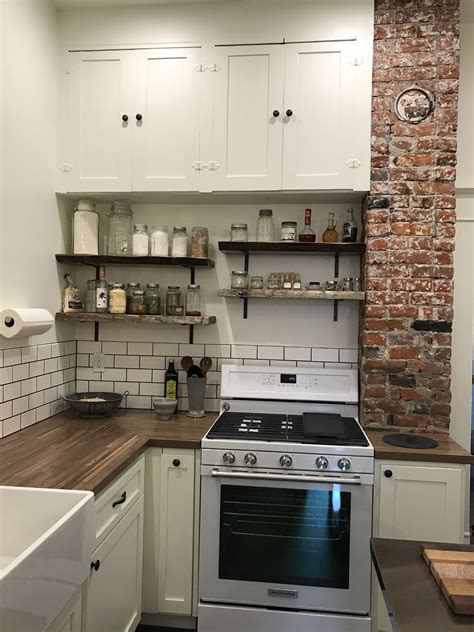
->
xmin=181 ymin=356 xmax=194 ymax=373
xmin=200 ymin=357 xmax=212 ymax=375
xmin=188 ymin=365 xmax=203 ymax=378
xmin=62 ymin=391 xmax=129 ymax=418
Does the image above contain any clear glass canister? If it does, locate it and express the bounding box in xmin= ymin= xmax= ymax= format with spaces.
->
xmin=230 ymin=223 xmax=248 ymax=242
xmin=185 ymin=284 xmax=202 ymax=316
xmin=191 ymin=226 xmax=209 ymax=258
xmin=231 ymin=271 xmax=249 ymax=289
xmin=73 ymin=200 xmax=99 ymax=255
xmin=256 ymin=209 xmax=274 ymax=242
xmin=150 ymin=225 xmax=169 ymax=256
xmin=107 ymin=201 xmax=134 ymax=255
xmin=166 ymin=286 xmax=182 ymax=315
xmin=281 ymin=221 xmax=297 ymax=241
xmin=132 ymin=224 xmax=149 ymax=256
xmin=109 ymin=284 xmax=127 ymax=314
xmin=126 ymin=283 xmax=140 ymax=313
xmin=85 ymin=279 xmax=96 ymax=312
xmin=171 ymin=227 xmax=188 ymax=257
xmin=130 ymin=289 xmax=146 ymax=314
xmin=250 ymin=275 xmax=264 ymax=289
xmin=145 ymin=284 xmax=161 ymax=315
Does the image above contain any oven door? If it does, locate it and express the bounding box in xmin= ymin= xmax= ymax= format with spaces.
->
xmin=199 ymin=466 xmax=373 ymax=615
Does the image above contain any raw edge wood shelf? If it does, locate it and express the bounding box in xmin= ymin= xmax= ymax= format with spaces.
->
xmin=218 ymin=241 xmax=365 ymax=255
xmin=218 ymin=289 xmax=365 ymax=300
xmin=55 ymin=312 xmax=216 ymax=326
xmin=55 ymin=254 xmax=215 ymax=268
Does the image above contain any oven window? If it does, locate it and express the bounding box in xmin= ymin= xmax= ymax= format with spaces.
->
xmin=219 ymin=485 xmax=351 ymax=589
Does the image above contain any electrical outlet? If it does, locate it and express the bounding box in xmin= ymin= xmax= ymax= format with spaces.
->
xmin=92 ymin=353 xmax=105 ymax=373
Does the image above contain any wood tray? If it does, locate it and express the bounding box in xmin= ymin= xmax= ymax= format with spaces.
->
xmin=422 ymin=544 xmax=474 ymax=615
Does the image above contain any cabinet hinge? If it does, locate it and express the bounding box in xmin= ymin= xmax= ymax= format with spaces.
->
xmin=195 ymin=64 xmax=208 ymax=73
xmin=59 ymin=163 xmax=72 ymax=172
xmin=192 ymin=161 xmax=206 ymax=171
xmin=65 ymin=65 xmax=72 ymax=74
xmin=345 ymin=159 xmax=361 ymax=169
xmin=206 ymin=161 xmax=220 ymax=171
xmin=209 ymin=64 xmax=221 ymax=72
xmin=349 ymin=57 xmax=363 ymax=67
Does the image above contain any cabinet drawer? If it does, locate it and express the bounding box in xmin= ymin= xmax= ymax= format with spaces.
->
xmin=94 ymin=455 xmax=145 ymax=546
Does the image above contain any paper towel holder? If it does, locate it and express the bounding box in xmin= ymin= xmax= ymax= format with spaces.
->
xmin=4 ymin=316 xmax=15 ymax=328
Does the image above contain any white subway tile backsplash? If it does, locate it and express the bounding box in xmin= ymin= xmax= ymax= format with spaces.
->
xmin=78 ymin=341 xmax=102 ymax=354
xmin=76 ymin=381 xmax=89 ymax=392
xmin=127 ymin=369 xmax=152 ymax=383
xmin=324 ymin=362 xmax=352 ymax=370
xmin=140 ymin=383 xmax=162 ymax=396
xmin=127 ymin=395 xmax=152 ymax=409
xmin=270 ymin=360 xmax=296 ymax=367
xmin=51 ymin=343 xmax=65 ymax=358
xmin=89 ymin=381 xmax=113 ymax=391
xmin=4 ymin=382 xmax=21 ymax=401
xmin=44 ymin=358 xmax=58 ymax=374
xmin=205 ymin=344 xmax=231 ymax=358
xmin=22 ymin=346 xmax=38 ymax=363
xmin=0 ymin=386 xmax=2 ymax=403
xmin=29 ymin=391 xmax=44 ymax=409
xmin=340 ymin=349 xmax=358 ymax=363
xmin=243 ymin=359 xmax=270 ymax=366
xmin=203 ymin=398 xmax=220 ymax=412
xmin=103 ymin=341 xmax=127 ymax=355
xmin=153 ymin=343 xmax=179 ymax=357
xmin=297 ymin=361 xmax=324 ymax=368
xmin=231 ymin=345 xmax=257 ymax=359
xmin=115 ymin=355 xmax=140 ymax=369
xmin=285 ymin=347 xmax=311 ymax=361
xmin=51 ymin=371 xmax=65 ymax=387
xmin=77 ymin=354 xmax=89 ymax=367
xmin=65 ymin=341 xmax=76 ymax=355
xmin=0 ymin=351 xmax=3 ymax=368
xmin=21 ymin=409 xmax=37 ymax=428
xmin=37 ymin=344 xmax=52 ymax=360
xmin=37 ymin=374 xmax=52 ymax=391
xmin=0 ymin=367 xmax=13 ymax=385
xmin=115 ymin=382 xmax=139 ymax=396
xmin=105 ymin=355 xmax=115 ymax=368
xmin=217 ymin=358 xmax=243 ymax=370
xmin=13 ymin=397 xmax=29 ymax=416
xmin=0 ymin=401 xmax=13 ymax=421
xmin=3 ymin=415 xmax=21 ymax=436
xmin=76 ymin=367 xmax=97 ymax=381
xmin=102 ymin=368 xmax=127 ymax=382
xmin=258 ymin=346 xmax=284 ymax=360
xmin=152 ymin=370 xmax=166 ymax=383
xmin=29 ymin=360 xmax=45 ymax=377
xmin=206 ymin=372 xmax=221 ymax=385
xmin=128 ymin=342 xmax=153 ymax=356
xmin=37 ymin=404 xmax=51 ymax=422
xmin=58 ymin=356 xmax=70 ymax=371
xmin=140 ymin=356 xmax=165 ymax=370
xmin=4 ymin=348 xmax=21 ymax=366
xmin=50 ymin=399 xmax=65 ymax=416
xmin=12 ymin=363 xmax=29 ymax=382
xmin=311 ymin=348 xmax=339 ymax=362
xmin=21 ymin=378 xmax=36 ymax=396
xmin=64 ymin=366 xmax=75 ymax=383
xmin=179 ymin=343 xmax=205 ymax=358
xmin=44 ymin=387 xmax=58 ymax=404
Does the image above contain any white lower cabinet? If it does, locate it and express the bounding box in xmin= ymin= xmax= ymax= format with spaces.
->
xmin=46 ymin=590 xmax=83 ymax=632
xmin=372 ymin=460 xmax=467 ymax=632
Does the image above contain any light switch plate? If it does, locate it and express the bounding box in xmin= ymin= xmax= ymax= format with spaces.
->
xmin=92 ymin=353 xmax=105 ymax=373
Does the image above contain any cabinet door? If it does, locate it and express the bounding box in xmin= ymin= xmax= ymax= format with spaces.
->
xmin=86 ymin=496 xmax=144 ymax=632
xmin=46 ymin=590 xmax=82 ymax=632
xmin=282 ymin=41 xmax=359 ymax=190
xmin=158 ymin=449 xmax=195 ymax=615
xmin=132 ymin=48 xmax=201 ymax=191
xmin=211 ymin=45 xmax=284 ymax=191
xmin=65 ymin=51 xmax=134 ymax=192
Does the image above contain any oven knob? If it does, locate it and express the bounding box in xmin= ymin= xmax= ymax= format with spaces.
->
xmin=338 ymin=458 xmax=351 ymax=472
xmin=315 ymin=456 xmax=329 ymax=470
xmin=244 ymin=453 xmax=257 ymax=466
xmin=222 ymin=452 xmax=235 ymax=465
xmin=279 ymin=455 xmax=292 ymax=468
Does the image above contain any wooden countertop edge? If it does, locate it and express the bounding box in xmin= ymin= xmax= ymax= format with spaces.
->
xmin=366 ymin=431 xmax=474 ymax=465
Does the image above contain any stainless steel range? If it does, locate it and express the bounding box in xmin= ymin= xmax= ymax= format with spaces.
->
xmin=198 ymin=365 xmax=374 ymax=632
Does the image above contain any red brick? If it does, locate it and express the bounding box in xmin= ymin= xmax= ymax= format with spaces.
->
xmin=389 ymin=347 xmax=420 ymax=360
xmin=365 ymin=319 xmax=405 ymax=331
xmin=387 ymin=305 xmax=419 ymax=318
xmin=363 ymin=333 xmax=387 ymax=346
xmin=407 ymin=361 xmax=445 ymax=375
xmin=394 ymin=153 xmax=436 ymax=167
xmin=363 ymin=385 xmax=387 ymax=399
xmin=400 ymin=388 xmax=427 ymax=401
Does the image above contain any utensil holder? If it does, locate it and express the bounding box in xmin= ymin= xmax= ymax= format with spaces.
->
xmin=187 ymin=377 xmax=206 ymax=418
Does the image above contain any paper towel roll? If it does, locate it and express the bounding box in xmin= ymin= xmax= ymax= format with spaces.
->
xmin=0 ymin=308 xmax=54 ymax=339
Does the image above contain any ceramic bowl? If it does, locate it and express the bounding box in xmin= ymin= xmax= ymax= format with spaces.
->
xmin=153 ymin=397 xmax=177 ymax=420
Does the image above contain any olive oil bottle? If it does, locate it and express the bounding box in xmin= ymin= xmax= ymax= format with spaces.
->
xmin=164 ymin=360 xmax=178 ymax=400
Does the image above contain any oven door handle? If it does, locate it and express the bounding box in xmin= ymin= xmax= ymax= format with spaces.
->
xmin=211 ymin=468 xmax=361 ymax=486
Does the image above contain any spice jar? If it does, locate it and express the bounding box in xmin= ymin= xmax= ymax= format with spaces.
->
xmin=292 ymin=273 xmax=302 ymax=290
xmin=267 ymin=274 xmax=280 ymax=290
xmin=150 ymin=226 xmax=169 ymax=256
xmin=85 ymin=280 xmax=96 ymax=312
xmin=73 ymin=200 xmax=99 ymax=255
xmin=126 ymin=283 xmax=140 ymax=313
xmin=132 ymin=224 xmax=149 ymax=256
xmin=130 ymin=289 xmax=146 ymax=314
xmin=307 ymin=281 xmax=321 ymax=291
xmin=256 ymin=209 xmax=274 ymax=242
xmin=353 ymin=277 xmax=361 ymax=292
xmin=325 ymin=280 xmax=338 ymax=291
xmin=230 ymin=223 xmax=248 ymax=242
xmin=342 ymin=277 xmax=353 ymax=292
xmin=281 ymin=221 xmax=297 ymax=242
xmin=191 ymin=226 xmax=209 ymax=258
xmin=108 ymin=201 xmax=133 ymax=255
xmin=166 ymin=286 xmax=182 ymax=316
xmin=186 ymin=284 xmax=202 ymax=316
xmin=171 ymin=227 xmax=188 ymax=257
xmin=250 ymin=276 xmax=264 ymax=289
xmin=145 ymin=284 xmax=161 ymax=315
xmin=231 ymin=271 xmax=249 ymax=290
xmin=109 ymin=284 xmax=127 ymax=314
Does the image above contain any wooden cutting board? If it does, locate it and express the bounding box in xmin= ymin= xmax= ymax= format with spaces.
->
xmin=422 ymin=544 xmax=474 ymax=615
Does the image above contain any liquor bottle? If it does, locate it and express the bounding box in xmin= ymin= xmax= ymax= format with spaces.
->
xmin=322 ymin=212 xmax=339 ymax=243
xmin=342 ymin=208 xmax=358 ymax=243
xmin=298 ymin=208 xmax=316 ymax=242
xmin=164 ymin=360 xmax=178 ymax=400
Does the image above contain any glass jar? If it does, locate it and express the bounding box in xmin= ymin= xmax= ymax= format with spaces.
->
xmin=109 ymin=283 xmax=127 ymax=314
xmin=267 ymin=274 xmax=280 ymax=290
xmin=322 ymin=212 xmax=339 ymax=243
xmin=186 ymin=284 xmax=202 ymax=316
xmin=166 ymin=286 xmax=182 ymax=316
xmin=85 ymin=280 xmax=96 ymax=312
xmin=342 ymin=277 xmax=353 ymax=292
xmin=171 ymin=226 xmax=188 ymax=257
xmin=73 ymin=200 xmax=99 ymax=255
xmin=325 ymin=280 xmax=337 ymax=291
xmin=150 ymin=225 xmax=169 ymax=256
xmin=126 ymin=283 xmax=140 ymax=313
xmin=231 ymin=271 xmax=249 ymax=290
xmin=230 ymin=223 xmax=248 ymax=242
xmin=353 ymin=277 xmax=361 ymax=292
xmin=106 ymin=282 xmax=114 ymax=311
xmin=256 ymin=209 xmax=274 ymax=242
xmin=191 ymin=226 xmax=209 ymax=258
xmin=130 ymin=289 xmax=146 ymax=314
xmin=250 ymin=275 xmax=264 ymax=289
xmin=132 ymin=224 xmax=149 ymax=256
xmin=107 ymin=201 xmax=133 ymax=255
xmin=96 ymin=278 xmax=108 ymax=313
xmin=307 ymin=281 xmax=321 ymax=291
xmin=281 ymin=221 xmax=297 ymax=241
xmin=145 ymin=284 xmax=161 ymax=315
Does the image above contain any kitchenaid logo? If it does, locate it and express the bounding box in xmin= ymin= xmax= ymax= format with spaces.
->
xmin=268 ymin=588 xmax=298 ymax=599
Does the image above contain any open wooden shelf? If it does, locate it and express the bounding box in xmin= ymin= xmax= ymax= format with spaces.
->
xmin=218 ymin=289 xmax=365 ymax=301
xmin=55 ymin=312 xmax=216 ymax=326
xmin=55 ymin=254 xmax=215 ymax=268
xmin=218 ymin=241 xmax=365 ymax=255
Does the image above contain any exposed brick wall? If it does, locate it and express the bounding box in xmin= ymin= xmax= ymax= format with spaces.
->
xmin=360 ymin=0 xmax=460 ymax=432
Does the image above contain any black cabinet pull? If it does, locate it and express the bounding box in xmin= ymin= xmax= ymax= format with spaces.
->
xmin=112 ymin=491 xmax=127 ymax=508
xmin=121 ymin=114 xmax=128 ymax=122
xmin=286 ymin=109 xmax=293 ymax=117
xmin=173 ymin=459 xmax=181 ymax=467
xmin=91 ymin=560 xmax=101 ymax=572
xmin=272 ymin=109 xmax=280 ymax=117
xmin=384 ymin=470 xmax=393 ymax=478
xmin=136 ymin=113 xmax=143 ymax=121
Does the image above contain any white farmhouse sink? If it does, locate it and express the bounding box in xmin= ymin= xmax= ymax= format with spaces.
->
xmin=0 ymin=486 xmax=94 ymax=631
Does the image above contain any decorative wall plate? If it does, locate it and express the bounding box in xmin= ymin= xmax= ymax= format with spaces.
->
xmin=395 ymin=87 xmax=434 ymax=124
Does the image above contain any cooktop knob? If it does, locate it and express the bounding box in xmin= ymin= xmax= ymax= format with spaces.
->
xmin=244 ymin=453 xmax=257 ymax=466
xmin=315 ymin=456 xmax=329 ymax=470
xmin=280 ymin=454 xmax=293 ymax=468
xmin=223 ymin=451 xmax=235 ymax=465
xmin=338 ymin=458 xmax=351 ymax=472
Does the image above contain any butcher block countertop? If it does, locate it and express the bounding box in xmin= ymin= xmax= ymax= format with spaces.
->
xmin=366 ymin=431 xmax=474 ymax=465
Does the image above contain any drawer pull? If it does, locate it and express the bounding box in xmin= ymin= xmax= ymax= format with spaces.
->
xmin=173 ymin=459 xmax=181 ymax=467
xmin=384 ymin=470 xmax=393 ymax=478
xmin=112 ymin=491 xmax=127 ymax=508
xmin=91 ymin=560 xmax=101 ymax=572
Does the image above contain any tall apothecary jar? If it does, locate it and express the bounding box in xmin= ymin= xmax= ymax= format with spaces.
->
xmin=107 ymin=201 xmax=134 ymax=255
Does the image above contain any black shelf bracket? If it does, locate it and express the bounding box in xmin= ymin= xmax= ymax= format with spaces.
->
xmin=333 ymin=300 xmax=339 ymax=322
xmin=243 ymin=252 xmax=249 ymax=319
xmin=334 ymin=253 xmax=340 ymax=279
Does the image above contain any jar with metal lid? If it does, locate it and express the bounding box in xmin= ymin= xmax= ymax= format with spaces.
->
xmin=73 ymin=200 xmax=99 ymax=255
xmin=231 ymin=271 xmax=249 ymax=290
xmin=325 ymin=280 xmax=338 ymax=291
xmin=250 ymin=275 xmax=264 ymax=289
xmin=150 ymin=225 xmax=169 ymax=256
xmin=166 ymin=286 xmax=182 ymax=316
xmin=191 ymin=226 xmax=209 ymax=258
xmin=107 ymin=200 xmax=133 ymax=255
xmin=230 ymin=223 xmax=248 ymax=242
xmin=342 ymin=277 xmax=353 ymax=292
xmin=126 ymin=283 xmax=140 ymax=313
xmin=267 ymin=274 xmax=280 ymax=290
xmin=130 ymin=289 xmax=146 ymax=314
xmin=85 ymin=280 xmax=96 ymax=312
xmin=109 ymin=284 xmax=127 ymax=314
xmin=186 ymin=284 xmax=202 ymax=316
xmin=353 ymin=277 xmax=361 ymax=292
xmin=256 ymin=209 xmax=274 ymax=242
xmin=307 ymin=281 xmax=321 ymax=291
xmin=171 ymin=226 xmax=188 ymax=257
xmin=132 ymin=224 xmax=149 ymax=256
xmin=281 ymin=221 xmax=297 ymax=241
xmin=145 ymin=284 xmax=161 ymax=315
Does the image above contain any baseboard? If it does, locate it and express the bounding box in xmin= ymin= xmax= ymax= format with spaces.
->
xmin=140 ymin=612 xmax=197 ymax=629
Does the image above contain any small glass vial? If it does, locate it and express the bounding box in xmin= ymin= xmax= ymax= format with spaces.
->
xmin=171 ymin=227 xmax=188 ymax=257
xmin=231 ymin=271 xmax=249 ymax=289
xmin=342 ymin=277 xmax=354 ymax=292
xmin=150 ymin=226 xmax=169 ymax=256
xmin=342 ymin=208 xmax=358 ymax=243
xmin=126 ymin=283 xmax=140 ymax=313
xmin=230 ymin=223 xmax=248 ymax=242
xmin=191 ymin=227 xmax=209 ymax=258
xmin=166 ymin=286 xmax=182 ymax=316
xmin=132 ymin=224 xmax=149 ymax=256
xmin=250 ymin=275 xmax=264 ymax=289
xmin=299 ymin=208 xmax=316 ymax=243
xmin=186 ymin=284 xmax=202 ymax=316
xmin=281 ymin=221 xmax=297 ymax=242
xmin=109 ymin=283 xmax=127 ymax=314
xmin=353 ymin=277 xmax=361 ymax=292
xmin=145 ymin=284 xmax=161 ymax=315
xmin=96 ymin=279 xmax=108 ymax=313
xmin=130 ymin=289 xmax=146 ymax=314
xmin=292 ymin=273 xmax=302 ymax=290
xmin=256 ymin=209 xmax=274 ymax=242
xmin=322 ymin=213 xmax=339 ymax=243
xmin=85 ymin=280 xmax=96 ymax=312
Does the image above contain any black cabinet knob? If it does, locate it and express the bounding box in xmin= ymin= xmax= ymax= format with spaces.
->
xmin=91 ymin=560 xmax=101 ymax=572
xmin=122 ymin=114 xmax=128 ymax=122
xmin=136 ymin=113 xmax=143 ymax=121
xmin=272 ymin=109 xmax=280 ymax=117
xmin=286 ymin=109 xmax=293 ymax=117
xmin=112 ymin=491 xmax=127 ymax=508
xmin=384 ymin=470 xmax=393 ymax=478
xmin=173 ymin=459 xmax=181 ymax=467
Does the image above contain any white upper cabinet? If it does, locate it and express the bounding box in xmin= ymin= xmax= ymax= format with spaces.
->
xmin=210 ymin=46 xmax=284 ymax=191
xmin=132 ymin=48 xmax=201 ymax=191
xmin=65 ymin=50 xmax=134 ymax=192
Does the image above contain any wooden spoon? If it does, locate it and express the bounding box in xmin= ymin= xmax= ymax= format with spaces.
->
xmin=200 ymin=357 xmax=212 ymax=376
xmin=181 ymin=356 xmax=194 ymax=373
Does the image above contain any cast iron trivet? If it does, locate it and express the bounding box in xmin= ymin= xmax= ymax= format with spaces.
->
xmin=382 ymin=433 xmax=439 ymax=449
